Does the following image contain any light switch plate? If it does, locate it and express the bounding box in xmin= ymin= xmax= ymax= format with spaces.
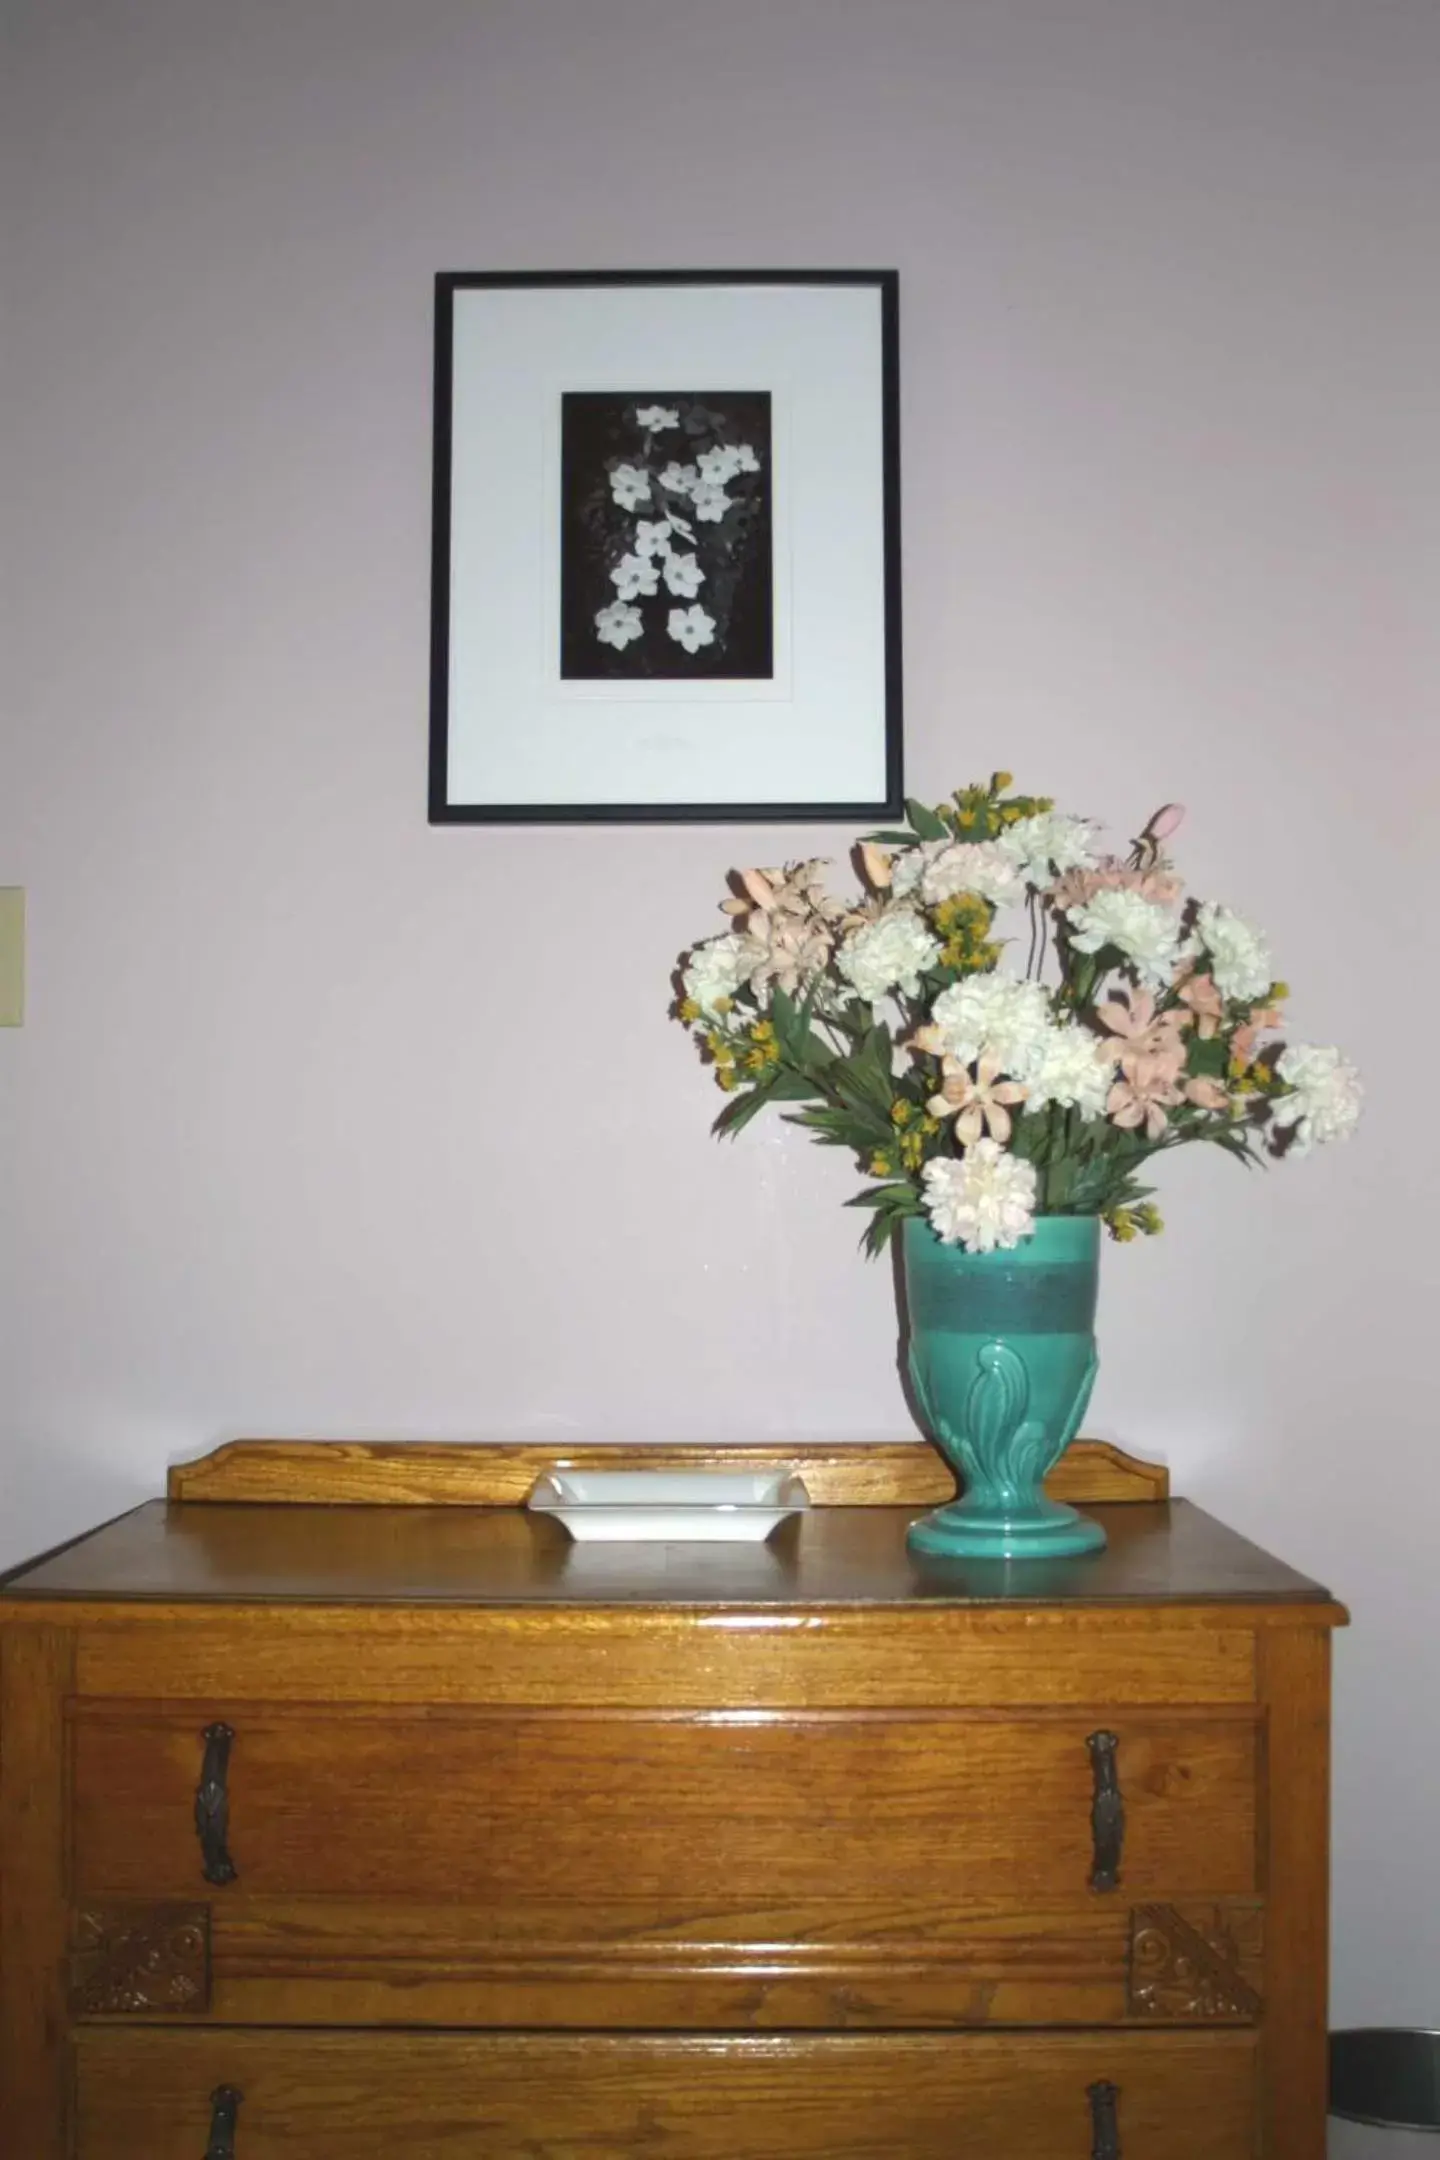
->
xmin=0 ymin=888 xmax=25 ymax=1025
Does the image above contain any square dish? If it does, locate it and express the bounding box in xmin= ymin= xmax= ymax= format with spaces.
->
xmin=526 ymin=1468 xmax=810 ymax=1543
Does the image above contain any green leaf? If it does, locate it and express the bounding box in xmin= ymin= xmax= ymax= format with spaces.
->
xmin=710 ymin=1087 xmax=774 ymax=1139
xmin=905 ymin=797 xmax=949 ymax=841
xmin=1188 ymin=1034 xmax=1229 ymax=1078
xmin=769 ymin=985 xmax=803 ymax=1054
xmin=831 ymin=1070 xmax=894 ymax=1132
xmin=782 ymin=1107 xmax=876 ymax=1152
xmin=859 ymin=830 xmax=920 ymax=847
xmin=1207 ymin=1123 xmax=1264 ymax=1167
xmin=767 ymin=1070 xmax=826 ymax=1102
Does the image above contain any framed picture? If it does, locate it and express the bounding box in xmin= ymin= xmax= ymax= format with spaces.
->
xmin=428 ymin=270 xmax=902 ymax=824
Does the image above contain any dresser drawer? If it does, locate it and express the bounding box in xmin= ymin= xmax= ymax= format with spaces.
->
xmin=74 ymin=2027 xmax=1259 ymax=2157
xmin=68 ymin=1701 xmax=1261 ymax=2028
xmin=72 ymin=1702 xmax=1258 ymax=1906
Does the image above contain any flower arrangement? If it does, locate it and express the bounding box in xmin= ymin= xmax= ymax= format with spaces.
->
xmin=673 ymin=777 xmax=1361 ymax=1255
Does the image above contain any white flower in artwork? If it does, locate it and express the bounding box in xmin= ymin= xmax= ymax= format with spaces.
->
xmin=635 ymin=405 xmax=680 ymax=430
xmin=594 ymin=599 xmax=644 ymax=651
xmin=682 ymin=932 xmax=748 ymax=1018
xmin=662 ymin=550 xmax=705 ymax=598
xmin=1024 ymin=1022 xmax=1115 ymax=1119
xmin=1065 ymin=888 xmax=1183 ymax=988
xmin=999 ymin=811 xmax=1102 ymax=886
xmin=916 ymin=975 xmax=1053 ymax=1077
xmin=610 ymin=552 xmax=661 ymax=600
xmin=836 ymin=908 xmax=942 ymax=1004
xmin=697 ymin=444 xmax=744 ymax=485
xmin=732 ymin=442 xmax=761 ymax=472
xmin=659 ymin=461 xmax=699 ymax=496
xmin=1192 ymin=902 xmax=1273 ymax=1004
xmin=922 ymin=1140 xmax=1038 ymax=1253
xmin=691 ymin=481 xmax=733 ymax=523
xmin=609 ymin=463 xmax=651 ymax=511
xmin=633 ymin=520 xmax=673 ymax=558
xmin=668 ymin=603 xmax=716 ymax=654
xmin=1269 ymin=1044 xmax=1363 ymax=1155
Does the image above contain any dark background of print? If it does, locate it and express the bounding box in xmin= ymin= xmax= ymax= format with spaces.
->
xmin=560 ymin=391 xmax=773 ymax=680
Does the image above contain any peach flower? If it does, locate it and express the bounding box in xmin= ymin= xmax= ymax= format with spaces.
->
xmin=1107 ymin=1054 xmax=1186 ymax=1140
xmin=1175 ymin=969 xmax=1225 ymax=1038
xmin=1051 ymin=862 xmax=1185 ymax=910
xmin=1097 ymin=987 xmax=1187 ymax=1076
xmin=1232 ymin=999 xmax=1285 ymax=1068
xmin=927 ymin=1055 xmax=1029 ymax=1147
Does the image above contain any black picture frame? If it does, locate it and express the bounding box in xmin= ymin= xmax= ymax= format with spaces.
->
xmin=428 ymin=269 xmax=902 ymax=825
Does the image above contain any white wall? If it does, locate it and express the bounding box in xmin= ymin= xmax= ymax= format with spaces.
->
xmin=2 ymin=0 xmax=1436 ymax=2022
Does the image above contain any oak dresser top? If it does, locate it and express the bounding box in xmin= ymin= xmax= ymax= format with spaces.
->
xmin=0 ymin=1440 xmax=1337 ymax=1614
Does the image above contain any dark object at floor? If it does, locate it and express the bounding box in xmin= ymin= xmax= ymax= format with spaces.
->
xmin=1331 ymin=2029 xmax=1440 ymax=2131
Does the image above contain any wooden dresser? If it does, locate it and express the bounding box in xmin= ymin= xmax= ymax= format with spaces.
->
xmin=0 ymin=1438 xmax=1345 ymax=2158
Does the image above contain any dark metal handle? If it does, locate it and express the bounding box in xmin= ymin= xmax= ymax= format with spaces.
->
xmin=1087 ymin=2079 xmax=1120 ymax=2158
xmin=205 ymin=2085 xmax=242 ymax=2159
xmin=194 ymin=1723 xmax=238 ymax=1885
xmin=1086 ymin=1729 xmax=1124 ymax=1892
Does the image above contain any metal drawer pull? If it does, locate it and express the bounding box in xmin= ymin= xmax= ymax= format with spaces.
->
xmin=205 ymin=2084 xmax=242 ymax=2158
xmin=1087 ymin=2079 xmax=1120 ymax=2157
xmin=1086 ymin=1728 xmax=1124 ymax=1892
xmin=194 ymin=1722 xmax=238 ymax=1885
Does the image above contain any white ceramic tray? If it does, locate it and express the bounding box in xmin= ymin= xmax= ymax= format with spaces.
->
xmin=527 ymin=1468 xmax=810 ymax=1543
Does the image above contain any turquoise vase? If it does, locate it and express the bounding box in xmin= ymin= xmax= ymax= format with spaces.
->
xmin=902 ymin=1213 xmax=1105 ymax=1561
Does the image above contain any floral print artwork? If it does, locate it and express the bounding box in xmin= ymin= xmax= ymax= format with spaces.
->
xmin=560 ymin=392 xmax=772 ymax=680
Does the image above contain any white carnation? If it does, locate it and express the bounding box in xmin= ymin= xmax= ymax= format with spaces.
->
xmin=1269 ymin=1044 xmax=1363 ymax=1156
xmin=836 ymin=909 xmax=941 ymax=1004
xmin=922 ymin=1140 xmax=1038 ymax=1253
xmin=999 ymin=811 xmax=1101 ymax=885
xmin=890 ymin=838 xmax=1022 ymax=908
xmin=1024 ymin=1022 xmax=1115 ymax=1119
xmin=921 ymin=839 xmax=1025 ymax=908
xmin=1194 ymin=902 xmax=1273 ymax=1004
xmin=1066 ymin=888 xmax=1184 ymax=989
xmin=924 ymin=975 xmax=1053 ymax=1076
xmin=682 ymin=933 xmax=747 ymax=1018
xmin=888 ymin=846 xmax=925 ymax=899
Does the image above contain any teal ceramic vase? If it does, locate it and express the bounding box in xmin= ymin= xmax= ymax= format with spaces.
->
xmin=902 ymin=1213 xmax=1105 ymax=1560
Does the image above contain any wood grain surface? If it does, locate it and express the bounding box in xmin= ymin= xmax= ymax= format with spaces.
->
xmin=73 ymin=2027 xmax=1259 ymax=2158
xmin=165 ymin=1436 xmax=1170 ymax=1506
xmin=0 ymin=1625 xmax=74 ymax=2160
xmin=2 ymin=1495 xmax=1335 ymax=1611
xmin=71 ymin=1702 xmax=1259 ymax=1900
xmin=69 ymin=1604 xmax=1264 ymax=1708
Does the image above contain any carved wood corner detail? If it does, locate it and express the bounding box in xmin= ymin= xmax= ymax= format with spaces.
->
xmin=1128 ymin=1901 xmax=1264 ymax=2020
xmin=69 ymin=1903 xmax=211 ymax=2015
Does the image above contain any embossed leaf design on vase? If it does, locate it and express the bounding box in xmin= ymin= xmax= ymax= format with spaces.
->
xmin=903 ymin=1214 xmax=1106 ymax=1559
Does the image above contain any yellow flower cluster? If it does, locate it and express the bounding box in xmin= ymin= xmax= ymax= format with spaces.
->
xmin=944 ymin=774 xmax=1055 ymax=840
xmin=876 ymin=1100 xmax=940 ymax=1174
xmin=703 ymin=1016 xmax=778 ymax=1094
xmin=932 ymin=891 xmax=1001 ymax=974
xmin=704 ymin=1028 xmax=739 ymax=1091
xmin=742 ymin=1018 xmax=779 ymax=1079
xmin=1105 ymin=1203 xmax=1165 ymax=1242
xmin=872 ymin=1104 xmax=923 ymax=1176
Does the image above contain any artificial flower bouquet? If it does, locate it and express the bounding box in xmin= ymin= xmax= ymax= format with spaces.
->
xmin=673 ymin=777 xmax=1361 ymax=1254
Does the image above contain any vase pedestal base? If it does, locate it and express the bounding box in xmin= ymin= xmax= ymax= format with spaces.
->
xmin=906 ymin=1495 xmax=1107 ymax=1561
